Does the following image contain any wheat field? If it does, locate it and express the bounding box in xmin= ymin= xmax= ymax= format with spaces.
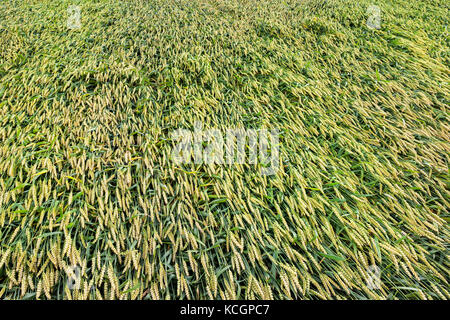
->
xmin=0 ymin=0 xmax=448 ymax=300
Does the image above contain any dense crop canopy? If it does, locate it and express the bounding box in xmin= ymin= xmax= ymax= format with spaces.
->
xmin=0 ymin=0 xmax=448 ymax=299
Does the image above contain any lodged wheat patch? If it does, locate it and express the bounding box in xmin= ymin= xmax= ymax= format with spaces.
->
xmin=0 ymin=0 xmax=449 ymax=299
